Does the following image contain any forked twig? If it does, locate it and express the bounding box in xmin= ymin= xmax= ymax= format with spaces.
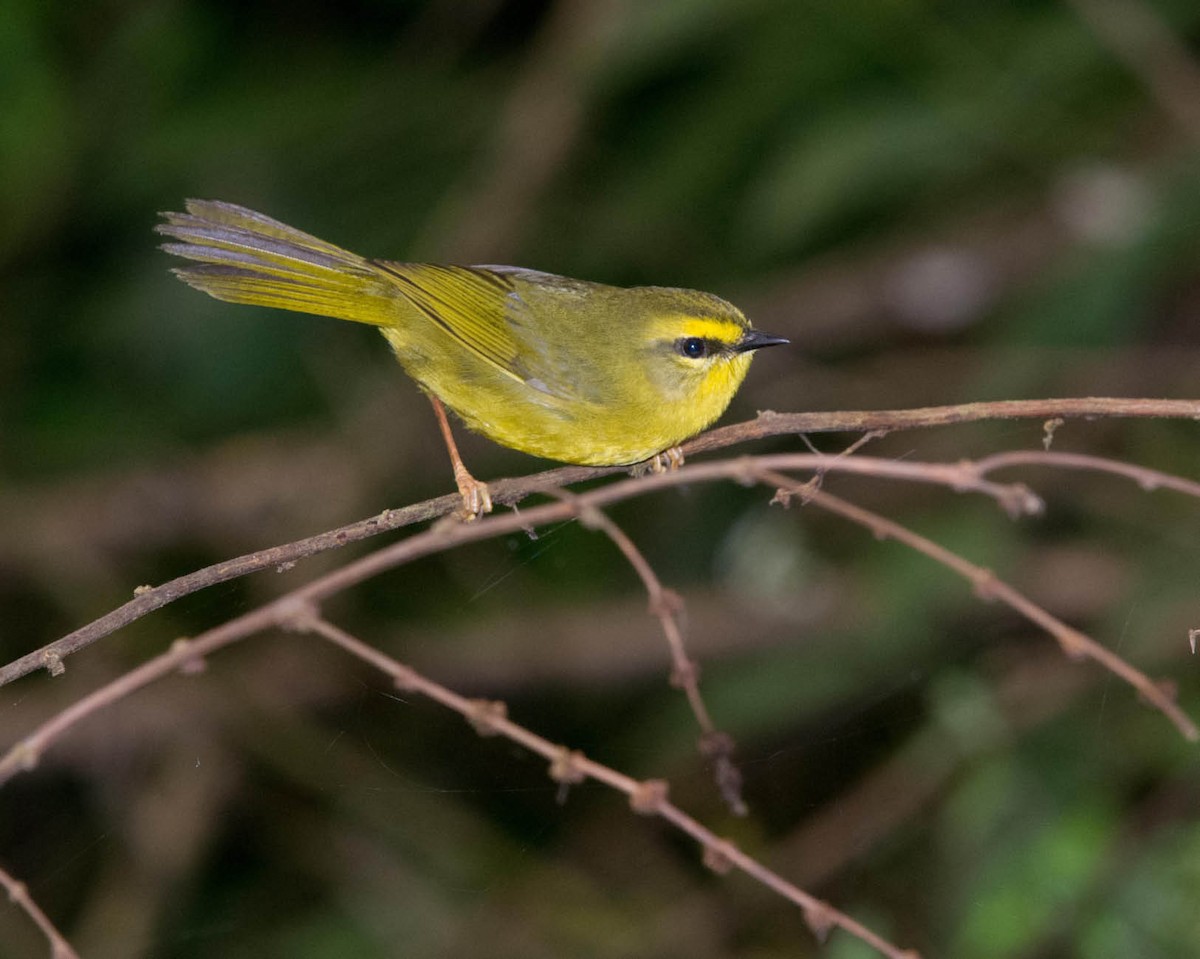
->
xmin=562 ymin=496 xmax=747 ymax=815
xmin=758 ymin=468 xmax=1198 ymax=740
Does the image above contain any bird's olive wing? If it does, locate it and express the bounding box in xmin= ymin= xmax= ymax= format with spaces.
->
xmin=373 ymin=261 xmax=584 ymax=401
xmin=372 ymin=262 xmax=526 ymax=378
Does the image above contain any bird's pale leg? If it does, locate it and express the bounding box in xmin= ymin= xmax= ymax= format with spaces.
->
xmin=429 ymin=395 xmax=493 ymax=519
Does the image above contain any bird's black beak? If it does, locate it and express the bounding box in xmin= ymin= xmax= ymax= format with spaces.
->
xmin=734 ymin=329 xmax=790 ymax=353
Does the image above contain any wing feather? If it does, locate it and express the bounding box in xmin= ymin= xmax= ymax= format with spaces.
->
xmin=373 ymin=261 xmax=533 ymax=385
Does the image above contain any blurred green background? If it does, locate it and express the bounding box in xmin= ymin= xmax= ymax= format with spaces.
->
xmin=2 ymin=1 xmax=1200 ymax=956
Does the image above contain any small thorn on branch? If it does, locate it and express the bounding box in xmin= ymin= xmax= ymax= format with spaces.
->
xmin=1189 ymin=628 xmax=1198 ymax=654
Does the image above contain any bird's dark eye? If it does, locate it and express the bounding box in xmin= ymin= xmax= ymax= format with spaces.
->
xmin=678 ymin=337 xmax=708 ymax=359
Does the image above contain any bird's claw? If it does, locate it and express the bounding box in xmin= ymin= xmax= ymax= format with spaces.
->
xmin=456 ymin=472 xmax=493 ymax=520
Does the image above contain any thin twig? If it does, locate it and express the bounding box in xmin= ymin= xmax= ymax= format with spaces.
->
xmin=563 ymin=496 xmax=748 ymax=815
xmin=301 ymin=615 xmax=920 ymax=959
xmin=975 ymin=449 xmax=1200 ymax=500
xmin=757 ymin=468 xmax=1198 ymax=741
xmin=0 ymin=862 xmax=80 ymax=959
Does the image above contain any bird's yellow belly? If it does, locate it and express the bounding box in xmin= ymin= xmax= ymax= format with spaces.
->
xmin=436 ymin=379 xmax=696 ymax=466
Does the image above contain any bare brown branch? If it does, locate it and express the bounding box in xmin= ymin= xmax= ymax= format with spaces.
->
xmin=272 ymin=615 xmax=926 ymax=959
xmin=9 ymin=393 xmax=1197 ymax=688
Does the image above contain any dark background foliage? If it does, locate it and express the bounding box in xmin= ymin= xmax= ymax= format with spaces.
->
xmin=2 ymin=1 xmax=1199 ymax=956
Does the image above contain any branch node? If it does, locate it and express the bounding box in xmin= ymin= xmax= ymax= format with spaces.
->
xmin=576 ymin=504 xmax=605 ymax=531
xmin=13 ymin=741 xmax=40 ymax=774
xmin=733 ymin=456 xmax=759 ymax=487
xmin=649 ymin=587 xmax=684 ymax=619
xmin=771 ymin=475 xmax=821 ymax=509
xmin=699 ymin=730 xmax=734 ymax=759
xmin=803 ymin=902 xmax=836 ymax=941
xmin=629 ymin=778 xmax=669 ymax=815
xmin=1055 ymin=628 xmax=1089 ymax=661
xmin=430 ymin=512 xmax=467 ymax=536
xmin=1144 ymin=677 xmax=1179 ymax=709
xmin=466 ymin=699 xmax=508 ymax=737
xmin=274 ymin=598 xmax=321 ymax=633
xmin=133 ymin=584 xmax=154 ymax=597
xmin=669 ymin=657 xmax=700 ymax=689
xmin=170 ymin=638 xmax=207 ymax=675
xmin=971 ymin=569 xmax=999 ymax=601
xmin=701 ymin=838 xmax=738 ymax=875
xmin=548 ymin=747 xmax=587 ymax=785
xmin=1003 ymin=483 xmax=1045 ymax=519
xmin=41 ymin=651 xmax=65 ymax=678
xmin=392 ymin=667 xmax=421 ymax=693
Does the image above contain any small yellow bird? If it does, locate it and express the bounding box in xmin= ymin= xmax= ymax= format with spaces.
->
xmin=158 ymin=200 xmax=787 ymax=516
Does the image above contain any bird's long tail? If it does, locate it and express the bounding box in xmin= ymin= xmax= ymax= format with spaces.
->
xmin=156 ymin=199 xmax=398 ymax=326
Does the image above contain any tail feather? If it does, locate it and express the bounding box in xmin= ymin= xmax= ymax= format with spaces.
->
xmin=156 ymin=200 xmax=399 ymax=327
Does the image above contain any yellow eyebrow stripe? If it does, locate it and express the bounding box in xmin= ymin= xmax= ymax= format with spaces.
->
xmin=647 ymin=315 xmax=746 ymax=344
